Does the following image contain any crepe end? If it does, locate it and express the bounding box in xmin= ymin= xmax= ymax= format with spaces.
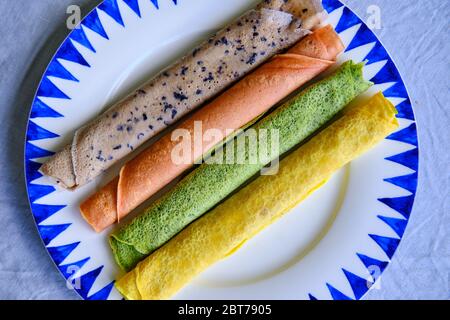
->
xmin=110 ymin=236 xmax=146 ymax=272
xmin=115 ymin=270 xmax=141 ymax=300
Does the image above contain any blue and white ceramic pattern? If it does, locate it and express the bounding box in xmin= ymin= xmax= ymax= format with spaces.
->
xmin=24 ymin=0 xmax=418 ymax=300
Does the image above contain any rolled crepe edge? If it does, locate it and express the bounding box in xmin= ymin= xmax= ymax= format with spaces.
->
xmin=115 ymin=269 xmax=141 ymax=300
xmin=39 ymin=145 xmax=77 ymax=190
xmin=110 ymin=236 xmax=146 ymax=272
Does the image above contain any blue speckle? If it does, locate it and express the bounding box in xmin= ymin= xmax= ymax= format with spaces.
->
xmin=96 ymin=150 xmax=105 ymax=161
xmin=246 ymin=53 xmax=257 ymax=65
xmin=181 ymin=66 xmax=188 ymax=75
xmin=203 ymin=72 xmax=214 ymax=82
xmin=163 ymin=102 xmax=173 ymax=112
xmin=173 ymin=92 xmax=188 ymax=101
xmin=215 ymin=37 xmax=228 ymax=46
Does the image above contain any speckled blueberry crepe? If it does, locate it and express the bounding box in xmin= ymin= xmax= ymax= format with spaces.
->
xmin=110 ymin=61 xmax=373 ymax=272
xmin=40 ymin=0 xmax=325 ymax=189
xmin=115 ymin=93 xmax=399 ymax=300
xmin=80 ymin=25 xmax=344 ymax=233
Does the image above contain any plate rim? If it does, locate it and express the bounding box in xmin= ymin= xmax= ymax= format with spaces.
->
xmin=23 ymin=0 xmax=420 ymax=300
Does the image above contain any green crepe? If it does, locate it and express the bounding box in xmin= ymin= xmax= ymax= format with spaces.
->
xmin=110 ymin=61 xmax=373 ymax=271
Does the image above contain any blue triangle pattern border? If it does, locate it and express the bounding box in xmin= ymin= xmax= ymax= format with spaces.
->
xmin=322 ymin=0 xmax=343 ymax=13
xmin=24 ymin=0 xmax=416 ymax=300
xmin=30 ymin=98 xmax=64 ymax=118
xmin=378 ymin=195 xmax=415 ymax=219
xmin=369 ymin=234 xmax=401 ymax=259
xmin=26 ymin=142 xmax=54 ymax=160
xmin=82 ymin=9 xmax=109 ymax=39
xmin=342 ymin=268 xmax=373 ymax=300
xmin=59 ymin=257 xmax=90 ymax=279
xmin=308 ymin=293 xmax=318 ymax=300
xmin=377 ymin=215 xmax=408 ymax=238
xmin=37 ymin=77 xmax=70 ymax=99
xmin=45 ymin=59 xmax=79 ymax=82
xmin=326 ymin=283 xmax=353 ymax=300
xmin=346 ymin=23 xmax=377 ymax=52
xmin=87 ymin=281 xmax=115 ymax=300
xmin=72 ymin=266 xmax=104 ymax=298
xmin=384 ymin=172 xmax=418 ymax=194
xmin=39 ymin=223 xmax=72 ymax=245
xmin=70 ymin=27 xmax=96 ymax=52
xmin=335 ymin=7 xmax=360 ymax=34
xmin=99 ymin=0 xmax=125 ymax=27
xmin=55 ymin=40 xmax=91 ymax=67
xmin=385 ymin=148 xmax=418 ymax=171
xmin=308 ymin=1 xmax=418 ymax=300
xmin=25 ymin=0 xmax=180 ymax=301
xmin=27 ymin=121 xmax=60 ymax=141
xmin=123 ymin=0 xmax=141 ymax=17
xmin=387 ymin=123 xmax=418 ymax=146
xmin=395 ymin=99 xmax=415 ymax=120
xmin=307 ymin=252 xmax=390 ymax=300
xmin=47 ymin=242 xmax=80 ymax=266
xmin=25 ymin=160 xmax=44 ymax=184
xmin=150 ymin=0 xmax=160 ymax=9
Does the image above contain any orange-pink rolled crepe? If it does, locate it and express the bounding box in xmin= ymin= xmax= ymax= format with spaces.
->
xmin=80 ymin=25 xmax=344 ymax=232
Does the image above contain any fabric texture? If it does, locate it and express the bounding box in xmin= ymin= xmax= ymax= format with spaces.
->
xmin=0 ymin=0 xmax=448 ymax=299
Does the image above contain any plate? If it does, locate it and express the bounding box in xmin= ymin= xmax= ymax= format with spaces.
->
xmin=24 ymin=0 xmax=418 ymax=300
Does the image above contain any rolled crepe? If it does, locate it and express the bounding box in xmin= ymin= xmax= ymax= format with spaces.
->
xmin=40 ymin=0 xmax=325 ymax=190
xmin=81 ymin=25 xmax=344 ymax=232
xmin=115 ymin=92 xmax=399 ymax=300
xmin=110 ymin=61 xmax=373 ymax=271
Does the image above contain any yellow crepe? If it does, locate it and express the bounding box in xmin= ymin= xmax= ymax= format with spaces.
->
xmin=115 ymin=92 xmax=399 ymax=300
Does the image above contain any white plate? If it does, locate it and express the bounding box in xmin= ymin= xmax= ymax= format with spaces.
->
xmin=24 ymin=0 xmax=419 ymax=300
